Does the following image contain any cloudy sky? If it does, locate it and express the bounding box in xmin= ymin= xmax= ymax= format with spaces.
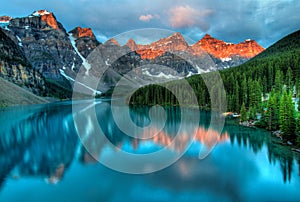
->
xmin=0 ymin=0 xmax=299 ymax=47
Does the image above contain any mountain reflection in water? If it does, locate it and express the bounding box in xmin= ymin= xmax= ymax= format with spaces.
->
xmin=0 ymin=100 xmax=300 ymax=202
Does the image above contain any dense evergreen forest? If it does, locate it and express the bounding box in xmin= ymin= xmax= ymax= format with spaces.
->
xmin=129 ymin=30 xmax=300 ymax=144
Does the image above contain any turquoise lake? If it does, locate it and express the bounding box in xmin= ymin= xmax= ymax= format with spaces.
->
xmin=0 ymin=100 xmax=299 ymax=202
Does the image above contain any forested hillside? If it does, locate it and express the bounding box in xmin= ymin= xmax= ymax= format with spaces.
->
xmin=130 ymin=30 xmax=300 ymax=143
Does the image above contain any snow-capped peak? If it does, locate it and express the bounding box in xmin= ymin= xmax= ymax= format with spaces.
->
xmin=0 ymin=16 xmax=12 ymax=23
xmin=32 ymin=10 xmax=51 ymax=17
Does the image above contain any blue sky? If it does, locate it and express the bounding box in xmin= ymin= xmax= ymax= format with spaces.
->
xmin=0 ymin=0 xmax=299 ymax=47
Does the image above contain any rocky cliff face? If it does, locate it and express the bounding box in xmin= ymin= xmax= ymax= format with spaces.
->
xmin=87 ymin=35 xmax=210 ymax=92
xmin=0 ymin=28 xmax=45 ymax=95
xmin=69 ymin=27 xmax=100 ymax=58
xmin=191 ymin=34 xmax=264 ymax=67
xmin=4 ymin=10 xmax=83 ymax=81
xmin=129 ymin=32 xmax=189 ymax=60
xmin=194 ymin=34 xmax=265 ymax=58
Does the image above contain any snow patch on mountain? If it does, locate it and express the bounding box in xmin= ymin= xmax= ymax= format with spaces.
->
xmin=59 ymin=69 xmax=101 ymax=95
xmin=143 ymin=70 xmax=180 ymax=79
xmin=32 ymin=10 xmax=51 ymax=17
xmin=71 ymin=63 xmax=75 ymax=71
xmin=221 ymin=57 xmax=232 ymax=62
xmin=16 ymin=35 xmax=23 ymax=47
xmin=3 ymin=26 xmax=10 ymax=31
xmin=105 ymin=59 xmax=110 ymax=66
xmin=195 ymin=65 xmax=210 ymax=74
xmin=69 ymin=34 xmax=91 ymax=75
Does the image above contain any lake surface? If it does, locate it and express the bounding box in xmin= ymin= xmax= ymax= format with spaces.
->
xmin=0 ymin=100 xmax=300 ymax=202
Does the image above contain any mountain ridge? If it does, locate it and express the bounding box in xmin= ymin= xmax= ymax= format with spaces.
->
xmin=121 ymin=32 xmax=264 ymax=61
xmin=192 ymin=34 xmax=264 ymax=59
xmin=0 ymin=9 xmax=266 ymax=99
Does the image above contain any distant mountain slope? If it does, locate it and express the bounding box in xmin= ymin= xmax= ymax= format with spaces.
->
xmin=0 ymin=78 xmax=47 ymax=107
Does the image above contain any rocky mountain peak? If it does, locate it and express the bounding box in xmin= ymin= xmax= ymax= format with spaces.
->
xmin=244 ymin=39 xmax=253 ymax=42
xmin=193 ymin=34 xmax=264 ymax=59
xmin=202 ymin=33 xmax=213 ymax=40
xmin=32 ymin=10 xmax=51 ymax=16
xmin=125 ymin=38 xmax=137 ymax=50
xmin=166 ymin=32 xmax=185 ymax=41
xmin=235 ymin=39 xmax=265 ymax=58
xmin=198 ymin=34 xmax=226 ymax=45
xmin=41 ymin=13 xmax=59 ymax=30
xmin=155 ymin=32 xmax=188 ymax=50
xmin=129 ymin=32 xmax=189 ymax=60
xmin=0 ymin=16 xmax=12 ymax=23
xmin=4 ymin=10 xmax=82 ymax=83
xmin=69 ymin=27 xmax=95 ymax=39
xmin=105 ymin=38 xmax=120 ymax=46
xmin=68 ymin=26 xmax=100 ymax=58
xmin=30 ymin=10 xmax=59 ymax=30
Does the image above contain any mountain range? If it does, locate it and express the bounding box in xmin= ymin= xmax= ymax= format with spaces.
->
xmin=129 ymin=29 xmax=300 ymax=111
xmin=0 ymin=10 xmax=265 ymax=101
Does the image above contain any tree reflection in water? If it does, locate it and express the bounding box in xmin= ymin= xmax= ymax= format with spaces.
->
xmin=225 ymin=122 xmax=300 ymax=183
xmin=0 ymin=101 xmax=299 ymax=190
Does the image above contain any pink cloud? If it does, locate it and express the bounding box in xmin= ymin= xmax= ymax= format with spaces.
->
xmin=139 ymin=14 xmax=154 ymax=22
xmin=169 ymin=5 xmax=213 ymax=30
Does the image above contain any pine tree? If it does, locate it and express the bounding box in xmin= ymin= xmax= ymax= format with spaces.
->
xmin=249 ymin=106 xmax=256 ymax=120
xmin=279 ymin=91 xmax=296 ymax=141
xmin=267 ymin=65 xmax=273 ymax=92
xmin=274 ymin=70 xmax=283 ymax=93
xmin=279 ymin=91 xmax=289 ymax=135
xmin=234 ymin=81 xmax=240 ymax=112
xmin=262 ymin=76 xmax=268 ymax=97
xmin=241 ymin=75 xmax=247 ymax=106
xmin=286 ymin=67 xmax=293 ymax=93
xmin=240 ymin=103 xmax=247 ymax=122
xmin=266 ymin=91 xmax=280 ymax=130
xmin=248 ymin=79 xmax=255 ymax=109
xmin=255 ymin=80 xmax=262 ymax=109
xmin=287 ymin=93 xmax=296 ymax=138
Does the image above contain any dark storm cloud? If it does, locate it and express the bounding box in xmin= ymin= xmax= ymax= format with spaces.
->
xmin=0 ymin=0 xmax=299 ymax=47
